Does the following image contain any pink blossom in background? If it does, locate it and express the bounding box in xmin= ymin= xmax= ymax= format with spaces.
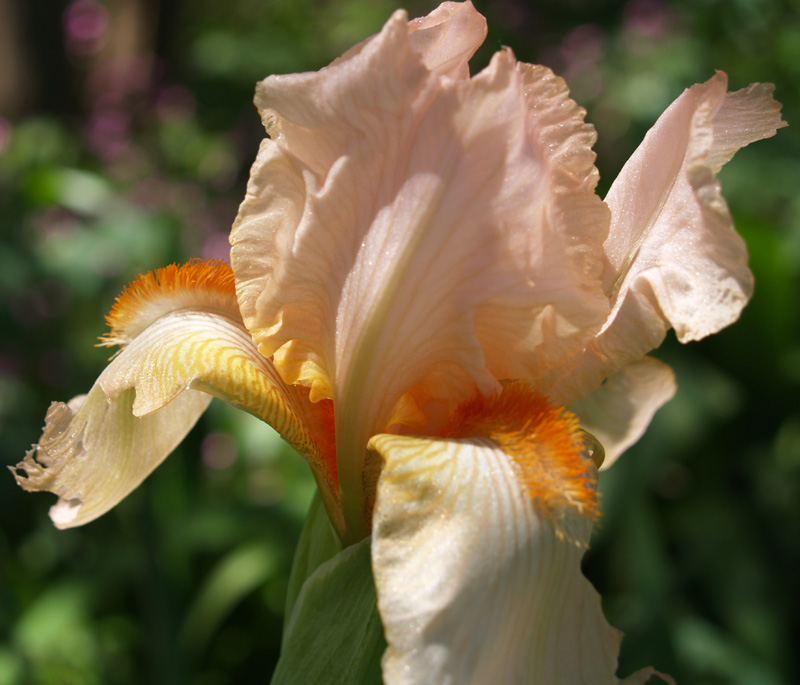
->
xmin=64 ymin=0 xmax=108 ymax=56
xmin=201 ymin=432 xmax=238 ymax=471
xmin=86 ymin=109 xmax=131 ymax=160
xmin=202 ymin=231 xmax=234 ymax=263
xmin=560 ymin=23 xmax=607 ymax=74
xmin=155 ymin=85 xmax=197 ymax=120
xmin=623 ymin=0 xmax=674 ymax=38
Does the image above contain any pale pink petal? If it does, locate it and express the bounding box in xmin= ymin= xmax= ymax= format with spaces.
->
xmin=407 ymin=1 xmax=487 ymax=80
xmin=326 ymin=1 xmax=486 ymax=81
xmin=545 ymin=72 xmax=785 ymax=406
xmin=231 ymin=6 xmax=608 ymax=538
xmin=602 ymin=71 xmax=784 ymax=345
xmin=569 ymin=357 xmax=677 ymax=469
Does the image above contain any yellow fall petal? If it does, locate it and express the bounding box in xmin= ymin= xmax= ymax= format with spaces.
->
xmin=14 ymin=261 xmax=339 ymax=530
xmin=369 ymin=384 xmax=670 ymax=684
xmin=12 ymin=385 xmax=211 ymax=528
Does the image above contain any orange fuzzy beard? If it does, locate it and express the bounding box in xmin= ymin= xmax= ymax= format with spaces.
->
xmin=100 ymin=260 xmax=239 ymax=348
xmin=440 ymin=382 xmax=601 ymax=531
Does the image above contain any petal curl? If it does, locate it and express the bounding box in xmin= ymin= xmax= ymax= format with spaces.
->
xmin=14 ymin=262 xmax=337 ymax=529
xmin=231 ymin=5 xmax=609 ymax=537
xmin=406 ymin=1 xmax=487 ymax=79
xmin=545 ymin=72 xmax=784 ymax=406
xmin=569 ymin=358 xmax=677 ymax=469
xmin=97 ymin=309 xmax=332 ymax=471
xmin=369 ymin=395 xmax=667 ymax=684
xmin=603 ymin=72 xmax=784 ymax=345
xmin=12 ymin=385 xmax=210 ymax=528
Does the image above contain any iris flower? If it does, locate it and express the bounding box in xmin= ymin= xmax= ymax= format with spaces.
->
xmin=14 ymin=2 xmax=784 ymax=682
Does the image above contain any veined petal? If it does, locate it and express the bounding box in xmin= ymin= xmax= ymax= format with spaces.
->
xmin=13 ymin=261 xmax=338 ymax=530
xmin=370 ymin=384 xmax=668 ymax=684
xmin=12 ymin=385 xmax=211 ymax=528
xmin=97 ymin=309 xmax=331 ymax=464
xmin=545 ymin=72 xmax=784 ymax=407
xmin=603 ymin=71 xmax=784 ymax=343
xmin=231 ymin=4 xmax=609 ymax=538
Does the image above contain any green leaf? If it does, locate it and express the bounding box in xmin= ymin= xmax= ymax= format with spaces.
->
xmin=282 ymin=492 xmax=343 ymax=627
xmin=273 ymin=529 xmax=385 ymax=684
xmin=179 ymin=540 xmax=279 ymax=653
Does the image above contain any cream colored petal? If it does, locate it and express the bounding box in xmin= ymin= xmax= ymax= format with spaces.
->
xmin=545 ymin=72 xmax=784 ymax=405
xmin=98 ymin=310 xmax=327 ymax=454
xmin=369 ymin=432 xmax=665 ymax=684
xmin=231 ymin=6 xmax=609 ymax=538
xmin=569 ymin=358 xmax=677 ymax=469
xmin=99 ymin=307 xmax=336 ymax=484
xmin=12 ymin=384 xmax=210 ymax=528
xmin=14 ymin=309 xmax=338 ymax=530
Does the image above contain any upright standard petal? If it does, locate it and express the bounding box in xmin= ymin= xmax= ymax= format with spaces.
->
xmin=405 ymin=1 xmax=487 ymax=80
xmin=603 ymin=72 xmax=784 ymax=345
xmin=544 ymin=72 xmax=785 ymax=408
xmin=231 ymin=4 xmax=609 ymax=538
xmin=14 ymin=261 xmax=338 ymax=530
xmin=370 ymin=384 xmax=667 ymax=684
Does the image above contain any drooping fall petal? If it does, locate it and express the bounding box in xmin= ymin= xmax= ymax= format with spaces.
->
xmin=231 ymin=2 xmax=609 ymax=538
xmin=12 ymin=385 xmax=211 ymax=528
xmin=13 ymin=261 xmax=338 ymax=529
xmin=369 ymin=385 xmax=669 ymax=684
xmin=97 ymin=308 xmax=333 ymax=469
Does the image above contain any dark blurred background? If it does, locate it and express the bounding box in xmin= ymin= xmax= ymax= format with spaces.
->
xmin=0 ymin=0 xmax=798 ymax=683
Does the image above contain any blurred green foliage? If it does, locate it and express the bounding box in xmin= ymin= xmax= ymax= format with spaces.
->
xmin=1 ymin=0 xmax=798 ymax=683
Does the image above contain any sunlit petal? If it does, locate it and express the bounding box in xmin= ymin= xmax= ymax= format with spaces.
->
xmin=14 ymin=261 xmax=338 ymax=530
xmin=12 ymin=385 xmax=210 ymax=528
xmin=369 ymin=385 xmax=668 ymax=684
xmin=603 ymin=71 xmax=784 ymax=344
xmin=406 ymin=0 xmax=487 ymax=79
xmin=231 ymin=4 xmax=609 ymax=537
xmin=544 ymin=72 xmax=784 ymax=407
xmin=98 ymin=309 xmax=335 ymax=485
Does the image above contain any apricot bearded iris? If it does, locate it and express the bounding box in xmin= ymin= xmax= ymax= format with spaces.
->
xmin=13 ymin=2 xmax=784 ymax=682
